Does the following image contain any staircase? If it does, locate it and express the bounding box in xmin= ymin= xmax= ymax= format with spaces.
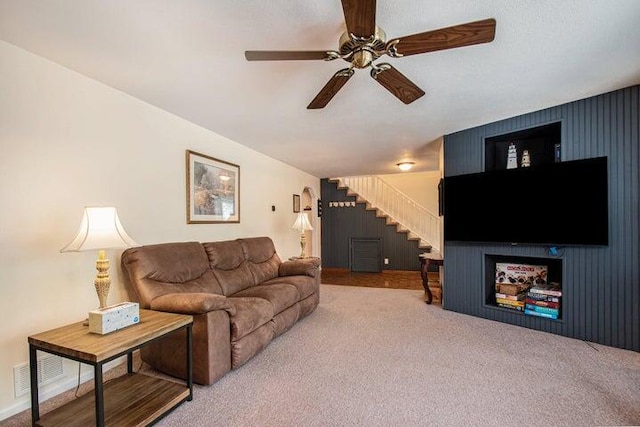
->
xmin=330 ymin=176 xmax=441 ymax=255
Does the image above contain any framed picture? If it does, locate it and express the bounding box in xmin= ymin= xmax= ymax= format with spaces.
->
xmin=293 ymin=194 xmax=301 ymax=213
xmin=186 ymin=150 xmax=239 ymax=223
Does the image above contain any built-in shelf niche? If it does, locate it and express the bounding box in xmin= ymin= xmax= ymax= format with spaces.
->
xmin=485 ymin=254 xmax=563 ymax=320
xmin=485 ymin=122 xmax=561 ymax=171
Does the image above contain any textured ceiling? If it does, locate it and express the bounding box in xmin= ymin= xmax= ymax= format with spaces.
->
xmin=1 ymin=0 xmax=639 ymax=178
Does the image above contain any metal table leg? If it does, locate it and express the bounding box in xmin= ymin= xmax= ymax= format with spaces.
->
xmin=94 ymin=364 xmax=104 ymax=426
xmin=29 ymin=344 xmax=39 ymax=425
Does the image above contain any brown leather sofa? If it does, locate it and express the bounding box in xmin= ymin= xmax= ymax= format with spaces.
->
xmin=121 ymin=236 xmax=320 ymax=385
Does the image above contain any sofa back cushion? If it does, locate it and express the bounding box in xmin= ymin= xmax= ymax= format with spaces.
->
xmin=203 ymin=240 xmax=255 ymax=295
xmin=238 ymin=237 xmax=282 ymax=284
xmin=121 ymin=242 xmax=224 ymax=308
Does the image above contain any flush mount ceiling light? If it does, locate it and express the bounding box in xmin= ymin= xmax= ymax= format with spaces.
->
xmin=397 ymin=161 xmax=415 ymax=171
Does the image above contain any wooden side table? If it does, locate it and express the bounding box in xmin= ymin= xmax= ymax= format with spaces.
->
xmin=28 ymin=309 xmax=193 ymax=427
xmin=419 ymin=254 xmax=444 ymax=305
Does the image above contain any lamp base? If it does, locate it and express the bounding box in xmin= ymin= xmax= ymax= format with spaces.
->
xmin=300 ymin=233 xmax=307 ymax=258
xmin=95 ymin=250 xmax=111 ymax=309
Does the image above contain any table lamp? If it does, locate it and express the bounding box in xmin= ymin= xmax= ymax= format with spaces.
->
xmin=60 ymin=206 xmax=138 ymax=308
xmin=291 ymin=212 xmax=313 ymax=258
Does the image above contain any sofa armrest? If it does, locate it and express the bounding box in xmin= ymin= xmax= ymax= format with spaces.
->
xmin=150 ymin=292 xmax=231 ymax=315
xmin=279 ymin=258 xmax=320 ymax=278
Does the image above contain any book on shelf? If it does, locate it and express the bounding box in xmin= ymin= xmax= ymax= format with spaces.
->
xmin=495 ymin=292 xmax=525 ymax=301
xmin=528 ymin=288 xmax=562 ymax=297
xmin=524 ymin=298 xmax=560 ymax=309
xmin=524 ymin=309 xmax=559 ymax=319
xmin=525 ymin=304 xmax=559 ymax=316
xmin=528 ymin=282 xmax=562 ymax=297
xmin=498 ymin=303 xmax=524 ymax=311
xmin=496 ymin=298 xmax=525 ymax=307
xmin=526 ymin=292 xmax=560 ymax=303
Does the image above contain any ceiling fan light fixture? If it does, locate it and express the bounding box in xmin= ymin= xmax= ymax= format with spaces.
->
xmin=352 ymin=49 xmax=374 ymax=68
xmin=245 ymin=0 xmax=497 ymax=110
xmin=397 ymin=161 xmax=415 ymax=171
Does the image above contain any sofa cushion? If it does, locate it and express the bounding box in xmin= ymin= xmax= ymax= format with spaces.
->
xmin=238 ymin=237 xmax=282 ymax=284
xmin=270 ymin=303 xmax=301 ymax=337
xmin=121 ymin=242 xmax=224 ymax=307
xmin=231 ymin=323 xmax=275 ymax=369
xmin=203 ymin=240 xmax=255 ymax=295
xmin=263 ymin=275 xmax=317 ymax=300
xmin=150 ymin=292 xmax=230 ymax=315
xmin=299 ymin=292 xmax=320 ymax=319
xmin=226 ymin=297 xmax=274 ymax=341
xmin=279 ymin=257 xmax=320 ymax=277
xmin=232 ymin=283 xmax=299 ymax=315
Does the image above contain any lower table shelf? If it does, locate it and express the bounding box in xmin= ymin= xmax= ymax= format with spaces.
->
xmin=35 ymin=373 xmax=190 ymax=427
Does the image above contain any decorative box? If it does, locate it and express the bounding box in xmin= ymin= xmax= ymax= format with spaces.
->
xmin=495 ymin=263 xmax=548 ymax=295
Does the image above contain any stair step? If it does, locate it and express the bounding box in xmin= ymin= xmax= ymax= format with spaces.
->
xmin=329 ymin=177 xmax=440 ymax=254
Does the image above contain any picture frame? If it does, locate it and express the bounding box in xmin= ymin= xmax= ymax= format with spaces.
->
xmin=293 ymin=194 xmax=301 ymax=213
xmin=186 ymin=150 xmax=240 ymax=224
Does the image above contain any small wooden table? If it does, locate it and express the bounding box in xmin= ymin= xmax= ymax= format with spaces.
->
xmin=419 ymin=254 xmax=443 ymax=304
xmin=28 ymin=309 xmax=193 ymax=427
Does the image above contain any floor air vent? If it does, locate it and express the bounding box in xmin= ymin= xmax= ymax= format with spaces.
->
xmin=13 ymin=354 xmax=64 ymax=397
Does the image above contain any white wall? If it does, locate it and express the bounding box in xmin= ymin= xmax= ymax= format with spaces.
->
xmin=0 ymin=41 xmax=319 ymax=418
xmin=377 ymin=171 xmax=441 ymax=216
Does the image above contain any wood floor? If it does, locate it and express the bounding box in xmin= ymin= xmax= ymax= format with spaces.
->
xmin=319 ymin=268 xmax=442 ymax=303
xmin=320 ymin=268 xmax=422 ymax=290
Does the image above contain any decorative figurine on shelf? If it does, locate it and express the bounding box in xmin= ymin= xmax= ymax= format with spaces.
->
xmin=506 ymin=143 xmax=518 ymax=169
xmin=521 ymin=150 xmax=531 ymax=167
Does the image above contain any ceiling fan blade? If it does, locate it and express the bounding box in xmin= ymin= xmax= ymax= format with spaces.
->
xmin=371 ymin=64 xmax=425 ymax=105
xmin=245 ymin=51 xmax=338 ymax=61
xmin=387 ymin=18 xmax=496 ymax=57
xmin=341 ymin=0 xmax=376 ymax=38
xmin=307 ymin=69 xmax=354 ymax=109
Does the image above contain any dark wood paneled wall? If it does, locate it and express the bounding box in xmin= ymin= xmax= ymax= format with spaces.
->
xmin=443 ymin=85 xmax=639 ymax=351
xmin=320 ymin=179 xmax=425 ymax=271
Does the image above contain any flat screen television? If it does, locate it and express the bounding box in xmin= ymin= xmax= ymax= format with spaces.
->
xmin=443 ymin=156 xmax=609 ymax=246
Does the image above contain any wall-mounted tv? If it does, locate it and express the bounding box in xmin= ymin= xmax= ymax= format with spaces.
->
xmin=443 ymin=156 xmax=609 ymax=246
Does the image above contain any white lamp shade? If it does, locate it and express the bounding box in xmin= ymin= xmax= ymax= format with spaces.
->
xmin=60 ymin=207 xmax=138 ymax=252
xmin=291 ymin=212 xmax=314 ymax=231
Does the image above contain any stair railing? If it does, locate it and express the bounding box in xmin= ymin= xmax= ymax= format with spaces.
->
xmin=337 ymin=175 xmax=441 ymax=253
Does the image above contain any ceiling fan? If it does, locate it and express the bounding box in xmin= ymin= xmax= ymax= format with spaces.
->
xmin=245 ymin=0 xmax=496 ymax=109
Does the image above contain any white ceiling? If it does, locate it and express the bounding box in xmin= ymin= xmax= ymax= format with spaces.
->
xmin=1 ymin=0 xmax=639 ymax=178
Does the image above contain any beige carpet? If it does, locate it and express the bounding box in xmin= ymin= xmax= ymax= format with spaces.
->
xmin=3 ymin=284 xmax=640 ymax=426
